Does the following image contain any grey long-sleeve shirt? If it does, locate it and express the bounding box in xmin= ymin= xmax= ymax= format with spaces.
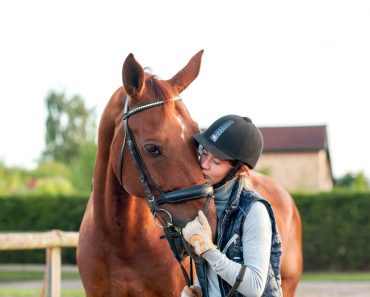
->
xmin=198 ymin=177 xmax=272 ymax=297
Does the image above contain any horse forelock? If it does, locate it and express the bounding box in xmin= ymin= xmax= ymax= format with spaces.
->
xmin=132 ymin=74 xmax=176 ymax=118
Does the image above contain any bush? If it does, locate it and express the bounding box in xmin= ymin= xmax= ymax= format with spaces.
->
xmin=1 ymin=191 xmax=370 ymax=271
xmin=293 ymin=190 xmax=370 ymax=271
xmin=0 ymin=195 xmax=87 ymax=263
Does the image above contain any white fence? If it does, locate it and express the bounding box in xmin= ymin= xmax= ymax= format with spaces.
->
xmin=0 ymin=230 xmax=79 ymax=297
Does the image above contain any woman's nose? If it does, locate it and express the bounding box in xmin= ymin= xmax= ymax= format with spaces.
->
xmin=200 ymin=155 xmax=211 ymax=170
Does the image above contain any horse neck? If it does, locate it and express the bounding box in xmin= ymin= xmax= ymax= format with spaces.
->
xmin=92 ymin=167 xmax=161 ymax=248
xmin=91 ymin=87 xmax=122 ymax=215
xmin=91 ymin=89 xmax=160 ymax=240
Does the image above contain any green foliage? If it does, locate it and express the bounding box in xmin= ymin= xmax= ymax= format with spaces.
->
xmin=293 ymin=190 xmax=370 ymax=271
xmin=301 ymin=272 xmax=370 ymax=281
xmin=31 ymin=177 xmax=75 ymax=196
xmin=0 ymin=288 xmax=84 ymax=297
xmin=0 ymin=160 xmax=95 ymax=197
xmin=29 ymin=162 xmax=75 ymax=196
xmin=42 ymin=91 xmax=96 ymax=165
xmin=0 ymin=164 xmax=29 ymax=195
xmin=1 ymin=191 xmax=370 ymax=271
xmin=31 ymin=161 xmax=71 ymax=179
xmin=0 ymin=270 xmax=80 ymax=281
xmin=0 ymin=196 xmax=86 ymax=231
xmin=257 ymin=167 xmax=271 ymax=176
xmin=334 ymin=171 xmax=370 ymax=191
xmin=0 ymin=195 xmax=87 ymax=263
xmin=69 ymin=142 xmax=97 ymax=193
xmin=0 ymin=162 xmax=81 ymax=197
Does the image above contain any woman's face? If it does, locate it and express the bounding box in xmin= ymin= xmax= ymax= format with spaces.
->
xmin=199 ymin=148 xmax=233 ymax=185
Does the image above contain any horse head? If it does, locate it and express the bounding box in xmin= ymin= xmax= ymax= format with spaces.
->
xmin=115 ymin=50 xmax=216 ymax=234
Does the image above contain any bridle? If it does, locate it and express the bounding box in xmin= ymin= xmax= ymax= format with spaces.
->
xmin=117 ymin=95 xmax=214 ymax=286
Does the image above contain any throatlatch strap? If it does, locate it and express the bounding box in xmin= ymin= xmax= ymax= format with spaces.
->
xmin=226 ymin=265 xmax=247 ymax=297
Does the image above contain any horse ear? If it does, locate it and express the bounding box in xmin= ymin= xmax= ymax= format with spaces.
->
xmin=122 ymin=53 xmax=145 ymax=98
xmin=167 ymin=50 xmax=204 ymax=94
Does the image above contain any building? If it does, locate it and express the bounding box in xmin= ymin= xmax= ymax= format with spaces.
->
xmin=255 ymin=125 xmax=333 ymax=192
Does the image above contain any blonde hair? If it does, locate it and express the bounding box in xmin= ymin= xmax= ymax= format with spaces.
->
xmin=235 ymin=164 xmax=250 ymax=177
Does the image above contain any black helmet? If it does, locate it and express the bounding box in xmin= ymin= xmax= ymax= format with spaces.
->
xmin=194 ymin=115 xmax=263 ymax=169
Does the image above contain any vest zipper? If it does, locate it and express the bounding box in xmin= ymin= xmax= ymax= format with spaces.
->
xmin=217 ymin=209 xmax=229 ymax=246
xmin=221 ymin=233 xmax=239 ymax=254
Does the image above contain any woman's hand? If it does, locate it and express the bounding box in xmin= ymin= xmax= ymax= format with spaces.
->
xmin=182 ymin=210 xmax=216 ymax=256
xmin=181 ymin=285 xmax=203 ymax=297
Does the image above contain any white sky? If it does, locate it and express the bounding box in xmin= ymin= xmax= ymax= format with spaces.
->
xmin=0 ymin=0 xmax=369 ymax=179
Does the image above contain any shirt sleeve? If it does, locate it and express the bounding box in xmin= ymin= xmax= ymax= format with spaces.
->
xmin=202 ymin=201 xmax=272 ymax=297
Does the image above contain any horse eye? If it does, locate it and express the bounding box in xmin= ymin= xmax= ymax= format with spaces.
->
xmin=144 ymin=144 xmax=162 ymax=157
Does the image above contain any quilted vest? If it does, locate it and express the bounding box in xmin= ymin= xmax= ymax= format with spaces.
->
xmin=195 ymin=179 xmax=283 ymax=297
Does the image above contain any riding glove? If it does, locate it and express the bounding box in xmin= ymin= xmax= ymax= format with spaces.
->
xmin=182 ymin=210 xmax=216 ymax=256
xmin=181 ymin=285 xmax=203 ymax=297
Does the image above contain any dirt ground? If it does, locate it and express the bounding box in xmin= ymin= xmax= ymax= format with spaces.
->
xmin=296 ymin=281 xmax=370 ymax=297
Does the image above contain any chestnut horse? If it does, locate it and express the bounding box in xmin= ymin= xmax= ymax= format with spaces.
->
xmin=77 ymin=51 xmax=302 ymax=297
xmin=77 ymin=50 xmax=217 ymax=297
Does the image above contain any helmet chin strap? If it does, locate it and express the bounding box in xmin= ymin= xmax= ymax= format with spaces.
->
xmin=213 ymin=161 xmax=244 ymax=190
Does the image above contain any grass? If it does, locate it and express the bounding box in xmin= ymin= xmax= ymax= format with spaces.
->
xmin=1 ymin=269 xmax=370 ymax=297
xmin=2 ymin=268 xmax=370 ymax=282
xmin=301 ymin=272 xmax=370 ymax=281
xmin=0 ymin=288 xmax=84 ymax=297
xmin=0 ymin=268 xmax=84 ymax=297
xmin=0 ymin=271 xmax=80 ymax=282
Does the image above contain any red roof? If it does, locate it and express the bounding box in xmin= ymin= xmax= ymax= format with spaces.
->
xmin=258 ymin=125 xmax=328 ymax=152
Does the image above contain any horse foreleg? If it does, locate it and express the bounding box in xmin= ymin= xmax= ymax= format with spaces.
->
xmin=77 ymin=204 xmax=111 ymax=297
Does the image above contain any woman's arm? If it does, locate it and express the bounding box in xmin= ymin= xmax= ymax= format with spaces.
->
xmin=202 ymin=202 xmax=272 ymax=296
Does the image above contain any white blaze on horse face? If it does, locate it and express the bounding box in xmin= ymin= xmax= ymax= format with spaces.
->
xmin=175 ymin=115 xmax=186 ymax=141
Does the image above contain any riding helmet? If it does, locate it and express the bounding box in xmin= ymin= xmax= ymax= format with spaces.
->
xmin=194 ymin=115 xmax=264 ymax=169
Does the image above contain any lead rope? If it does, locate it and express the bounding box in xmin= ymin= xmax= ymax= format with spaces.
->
xmin=162 ymin=225 xmax=193 ymax=287
xmin=161 ymin=192 xmax=214 ymax=288
xmin=225 ymin=265 xmax=247 ymax=297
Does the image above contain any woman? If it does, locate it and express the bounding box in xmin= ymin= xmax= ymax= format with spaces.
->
xmin=181 ymin=115 xmax=282 ymax=297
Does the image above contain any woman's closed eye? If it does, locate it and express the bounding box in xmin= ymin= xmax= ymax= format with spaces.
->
xmin=213 ymin=158 xmax=222 ymax=165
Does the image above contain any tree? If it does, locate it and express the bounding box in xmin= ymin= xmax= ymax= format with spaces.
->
xmin=334 ymin=171 xmax=369 ymax=191
xmin=0 ymin=163 xmax=24 ymax=195
xmin=42 ymin=91 xmax=96 ymax=165
xmin=69 ymin=141 xmax=97 ymax=193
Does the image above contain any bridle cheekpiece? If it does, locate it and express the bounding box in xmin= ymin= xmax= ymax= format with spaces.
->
xmin=117 ymin=95 xmax=214 ymax=287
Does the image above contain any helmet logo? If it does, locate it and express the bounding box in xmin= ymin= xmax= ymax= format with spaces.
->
xmin=210 ymin=120 xmax=234 ymax=142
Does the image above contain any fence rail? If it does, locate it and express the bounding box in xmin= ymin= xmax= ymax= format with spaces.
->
xmin=0 ymin=230 xmax=79 ymax=297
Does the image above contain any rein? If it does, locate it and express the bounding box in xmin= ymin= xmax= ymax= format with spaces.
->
xmin=118 ymin=95 xmax=214 ymax=287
